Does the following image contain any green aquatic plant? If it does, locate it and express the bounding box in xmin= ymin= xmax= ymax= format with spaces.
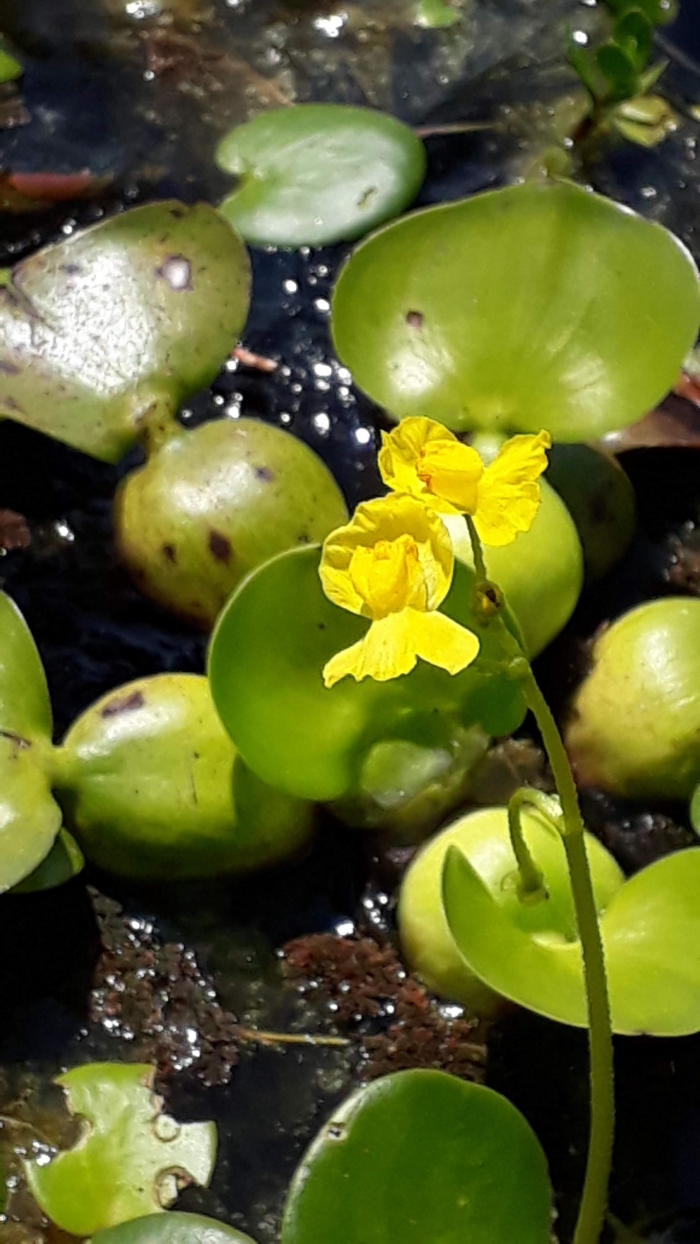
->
xmin=566 ymin=597 xmax=700 ymax=799
xmin=0 ymin=591 xmax=313 ymax=884
xmin=25 ymin=1063 xmax=216 ymax=1236
xmin=215 ymin=104 xmax=426 ymax=249
xmin=280 ymin=1069 xmax=552 ymax=1244
xmin=210 ymin=419 xmax=615 ymax=1244
xmin=545 ymin=444 xmax=636 ymax=582
xmin=568 ymin=0 xmax=678 ymax=149
xmin=0 ymin=203 xmax=345 ymax=625
xmin=331 ymin=180 xmax=699 ymax=439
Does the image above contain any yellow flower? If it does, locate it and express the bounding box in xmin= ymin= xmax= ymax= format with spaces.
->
xmin=378 ymin=417 xmax=551 ymax=547
xmin=320 ymin=494 xmax=480 ymax=688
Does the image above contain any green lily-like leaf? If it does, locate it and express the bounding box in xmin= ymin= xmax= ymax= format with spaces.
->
xmin=216 ymin=105 xmax=426 ymax=249
xmin=331 ymin=180 xmax=700 ymax=439
xmin=0 ymin=44 xmax=22 ymax=83
xmin=440 ymin=809 xmax=700 ymax=1035
xmin=0 ymin=202 xmax=250 ymax=462
xmin=93 ymin=1213 xmax=259 ymax=1244
xmin=280 ymin=1069 xmax=552 ymax=1244
xmin=25 ymin=1063 xmax=217 ymax=1236
xmin=208 ymin=546 xmax=526 ymax=803
xmin=10 ymin=829 xmax=84 ymax=893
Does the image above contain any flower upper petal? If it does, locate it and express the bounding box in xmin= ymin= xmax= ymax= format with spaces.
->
xmin=378 ymin=417 xmax=468 ymax=514
xmin=320 ymin=493 xmax=454 ymax=619
xmin=473 ymin=430 xmax=552 ymax=548
xmin=322 ymin=608 xmax=479 ymax=687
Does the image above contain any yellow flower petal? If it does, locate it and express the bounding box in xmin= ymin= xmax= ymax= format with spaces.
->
xmin=320 ymin=494 xmax=453 ymax=619
xmin=378 ymin=417 xmax=468 ymax=515
xmin=405 ymin=608 xmax=480 ymax=674
xmin=415 ymin=439 xmax=484 ymax=513
xmin=473 ymin=430 xmax=552 ymax=548
xmin=322 ymin=613 xmax=418 ymax=687
xmin=322 ymin=608 xmax=479 ymax=687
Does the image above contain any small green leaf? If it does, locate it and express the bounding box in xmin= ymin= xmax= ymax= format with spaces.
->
xmin=208 ymin=546 xmax=526 ymax=803
xmin=612 ymin=10 xmax=653 ymax=73
xmin=0 ymin=592 xmax=52 ymax=741
xmin=612 ymin=94 xmax=677 ymax=146
xmin=0 ymin=203 xmax=250 ymax=462
xmin=596 ymin=43 xmax=640 ymax=101
xmin=280 ymin=1070 xmax=552 ymax=1244
xmin=331 ymin=181 xmax=700 ymax=440
xmin=568 ymin=41 xmax=609 ymax=101
xmin=414 ymin=0 xmax=460 ymax=28
xmin=25 ymin=1063 xmax=217 ymax=1236
xmin=0 ymin=46 xmax=22 ymax=83
xmin=94 ymin=1213 xmax=258 ymax=1244
xmin=216 ymin=105 xmax=426 ymax=249
xmin=10 ymin=829 xmax=84 ymax=893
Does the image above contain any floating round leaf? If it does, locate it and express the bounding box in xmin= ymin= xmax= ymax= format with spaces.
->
xmin=25 ymin=1063 xmax=217 ymax=1236
xmin=115 ymin=417 xmax=348 ymax=627
xmin=208 ymin=546 xmax=526 ymax=803
xmin=441 ymin=812 xmax=700 ymax=1035
xmin=93 ymin=1213 xmax=258 ymax=1244
xmin=216 ymin=104 xmax=426 ymax=248
xmin=0 ymin=202 xmax=251 ymax=461
xmin=332 ymin=180 xmax=700 ymax=437
xmin=443 ymin=479 xmax=583 ymax=657
xmin=280 ymin=1069 xmax=552 ymax=1244
xmin=565 ymin=597 xmax=700 ymax=799
xmin=54 ymin=674 xmax=314 ymax=880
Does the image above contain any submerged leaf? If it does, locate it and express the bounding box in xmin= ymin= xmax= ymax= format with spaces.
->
xmin=10 ymin=829 xmax=84 ymax=893
xmin=280 ymin=1070 xmax=552 ymax=1244
xmin=25 ymin=1063 xmax=217 ymax=1236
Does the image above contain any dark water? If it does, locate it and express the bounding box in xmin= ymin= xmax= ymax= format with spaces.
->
xmin=1 ymin=1 xmax=700 ymax=1241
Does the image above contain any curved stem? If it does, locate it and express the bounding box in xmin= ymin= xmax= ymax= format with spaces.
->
xmin=465 ymin=514 xmax=488 ymax=582
xmin=506 ymin=788 xmax=550 ymax=903
xmin=519 ymin=667 xmax=614 ymax=1244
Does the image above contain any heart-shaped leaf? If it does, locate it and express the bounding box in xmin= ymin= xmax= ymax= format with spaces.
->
xmin=10 ymin=829 xmax=84 ymax=893
xmin=93 ymin=1213 xmax=258 ymax=1244
xmin=280 ymin=1069 xmax=552 ymax=1244
xmin=331 ymin=180 xmax=700 ymax=439
xmin=0 ymin=202 xmax=250 ymax=462
xmin=25 ymin=1063 xmax=217 ymax=1236
xmin=441 ymin=811 xmax=700 ymax=1035
xmin=216 ymin=105 xmax=426 ymax=249
xmin=208 ymin=546 xmax=526 ymax=803
xmin=0 ymin=591 xmax=52 ymax=741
